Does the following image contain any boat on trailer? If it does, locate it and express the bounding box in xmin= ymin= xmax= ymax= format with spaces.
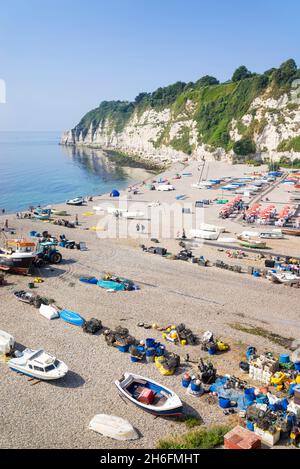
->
xmin=0 ymin=239 xmax=36 ymax=274
xmin=8 ymin=348 xmax=68 ymax=380
xmin=115 ymin=372 xmax=183 ymax=417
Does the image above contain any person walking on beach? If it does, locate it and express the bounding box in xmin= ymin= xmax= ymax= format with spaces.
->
xmin=75 ymin=214 xmax=79 ymax=226
xmin=2 ymin=208 xmax=5 ymax=214
xmin=136 ymin=223 xmax=140 ymax=232
xmin=4 ymin=219 xmax=8 ymax=229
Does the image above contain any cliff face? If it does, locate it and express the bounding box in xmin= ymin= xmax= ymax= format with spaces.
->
xmin=61 ymin=61 xmax=300 ymax=165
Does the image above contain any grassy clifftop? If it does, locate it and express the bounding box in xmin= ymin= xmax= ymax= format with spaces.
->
xmin=73 ymin=59 xmax=300 ymax=155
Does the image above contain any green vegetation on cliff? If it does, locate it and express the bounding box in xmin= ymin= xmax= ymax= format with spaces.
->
xmin=73 ymin=59 xmax=300 ymax=155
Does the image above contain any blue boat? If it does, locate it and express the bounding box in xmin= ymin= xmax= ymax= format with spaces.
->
xmin=97 ymin=279 xmax=125 ymax=291
xmin=33 ymin=208 xmax=51 ymax=220
xmin=79 ymin=276 xmax=98 ymax=285
xmin=59 ymin=310 xmax=85 ymax=326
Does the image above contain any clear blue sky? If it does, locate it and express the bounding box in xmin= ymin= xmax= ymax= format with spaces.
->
xmin=0 ymin=0 xmax=299 ymax=131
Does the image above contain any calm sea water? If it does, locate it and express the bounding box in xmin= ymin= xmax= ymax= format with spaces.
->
xmin=0 ymin=131 xmax=151 ymax=213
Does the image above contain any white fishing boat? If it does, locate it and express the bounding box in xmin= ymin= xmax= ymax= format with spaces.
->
xmin=0 ymin=330 xmax=15 ymax=355
xmin=259 ymin=230 xmax=284 ymax=239
xmin=66 ymin=196 xmax=84 ymax=206
xmin=115 ymin=372 xmax=183 ymax=417
xmin=0 ymin=239 xmax=36 ymax=275
xmin=88 ymin=414 xmax=139 ymax=441
xmin=191 ymin=181 xmax=212 ymax=189
xmin=268 ymin=271 xmax=300 ymax=285
xmin=8 ymin=348 xmax=68 ymax=380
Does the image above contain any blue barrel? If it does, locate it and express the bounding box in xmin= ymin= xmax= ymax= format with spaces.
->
xmin=191 ymin=381 xmax=201 ymax=392
xmin=137 ymin=345 xmax=145 ymax=353
xmin=207 ymin=345 xmax=216 ymax=355
xmin=219 ymin=397 xmax=231 ymax=409
xmin=279 ymin=353 xmax=290 ymax=364
xmin=155 ymin=346 xmax=165 ymax=357
xmin=145 ymin=348 xmax=155 ymax=356
xmin=117 ymin=344 xmax=129 ymax=353
xmin=246 ymin=347 xmax=256 ymax=361
xmin=130 ymin=356 xmax=139 ymax=363
xmin=289 ymin=383 xmax=297 ymax=396
xmin=30 ymin=231 xmax=37 ymax=237
xmin=280 ymin=398 xmax=288 ymax=411
xmin=182 ymin=378 xmax=191 ymax=388
xmin=269 ymin=403 xmax=278 ymax=411
xmin=146 ymin=338 xmax=155 ymax=348
xmin=294 ymin=361 xmax=300 ymax=371
xmin=246 ymin=420 xmax=254 ymax=432
xmin=244 ymin=388 xmax=255 ymax=405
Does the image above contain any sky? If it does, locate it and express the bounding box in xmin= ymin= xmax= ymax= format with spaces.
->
xmin=0 ymin=0 xmax=299 ymax=131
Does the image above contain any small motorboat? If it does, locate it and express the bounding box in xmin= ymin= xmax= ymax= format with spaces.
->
xmin=0 ymin=239 xmax=36 ymax=275
xmin=8 ymin=348 xmax=68 ymax=380
xmin=14 ymin=290 xmax=34 ymax=304
xmin=282 ymin=228 xmax=300 ymax=237
xmin=0 ymin=330 xmax=15 ymax=355
xmin=66 ymin=197 xmax=84 ymax=206
xmin=259 ymin=230 xmax=284 ymax=239
xmin=33 ymin=208 xmax=52 ymax=220
xmin=239 ymin=239 xmax=267 ymax=249
xmin=268 ymin=271 xmax=300 ymax=285
xmin=59 ymin=310 xmax=85 ymax=326
xmin=88 ymin=414 xmax=139 ymax=441
xmin=115 ymin=372 xmax=183 ymax=417
xmin=51 ymin=209 xmax=68 ymax=216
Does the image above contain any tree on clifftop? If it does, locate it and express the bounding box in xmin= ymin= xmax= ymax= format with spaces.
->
xmin=196 ymin=75 xmax=219 ymax=87
xmin=232 ymin=65 xmax=252 ymax=82
xmin=273 ymin=59 xmax=298 ymax=86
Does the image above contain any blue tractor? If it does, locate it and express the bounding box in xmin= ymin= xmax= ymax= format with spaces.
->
xmin=34 ymin=241 xmax=62 ymax=267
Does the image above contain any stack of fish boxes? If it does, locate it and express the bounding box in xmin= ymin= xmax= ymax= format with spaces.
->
xmin=249 ymin=354 xmax=279 ymax=384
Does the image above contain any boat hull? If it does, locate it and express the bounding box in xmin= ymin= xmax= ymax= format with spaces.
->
xmin=9 ymin=365 xmax=66 ymax=381
xmin=0 ymin=256 xmax=34 ymax=274
xmin=282 ymin=229 xmax=300 ymax=236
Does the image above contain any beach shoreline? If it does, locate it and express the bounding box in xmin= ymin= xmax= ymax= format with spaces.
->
xmin=0 ymin=159 xmax=299 ymax=449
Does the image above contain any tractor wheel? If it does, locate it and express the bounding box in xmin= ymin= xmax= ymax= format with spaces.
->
xmin=34 ymin=258 xmax=45 ymax=268
xmin=50 ymin=252 xmax=62 ymax=264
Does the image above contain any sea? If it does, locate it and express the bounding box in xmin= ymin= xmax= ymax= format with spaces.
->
xmin=0 ymin=131 xmax=152 ymax=213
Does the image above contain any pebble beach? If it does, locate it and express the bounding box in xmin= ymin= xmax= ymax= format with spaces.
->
xmin=0 ymin=159 xmax=299 ymax=449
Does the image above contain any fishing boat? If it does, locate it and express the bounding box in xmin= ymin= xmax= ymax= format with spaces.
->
xmin=259 ymin=230 xmax=284 ymax=239
xmin=8 ymin=348 xmax=68 ymax=380
xmin=282 ymin=228 xmax=300 ymax=236
xmin=51 ymin=209 xmax=68 ymax=216
xmin=268 ymin=271 xmax=300 ymax=285
xmin=33 ymin=208 xmax=51 ymax=220
xmin=0 ymin=239 xmax=36 ymax=274
xmin=66 ymin=197 xmax=84 ymax=206
xmin=0 ymin=330 xmax=15 ymax=355
xmin=239 ymin=239 xmax=267 ymax=249
xmin=115 ymin=372 xmax=183 ymax=417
